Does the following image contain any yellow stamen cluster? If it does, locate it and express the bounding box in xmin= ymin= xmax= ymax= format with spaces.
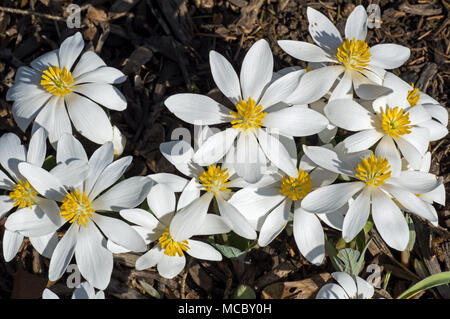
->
xmin=380 ymin=106 xmax=412 ymax=138
xmin=337 ymin=38 xmax=371 ymax=71
xmin=158 ymin=228 xmax=189 ymax=257
xmin=60 ymin=190 xmax=95 ymax=227
xmin=407 ymin=83 xmax=420 ymax=107
xmin=41 ymin=66 xmax=74 ymax=97
xmin=355 ymin=154 xmax=391 ymax=187
xmin=9 ymin=180 xmax=37 ymax=209
xmin=279 ymin=169 xmax=312 ymax=201
xmin=230 ymin=97 xmax=266 ymax=133
xmin=199 ymin=165 xmax=231 ymax=195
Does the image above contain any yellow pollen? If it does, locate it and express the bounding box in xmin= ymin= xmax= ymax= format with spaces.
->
xmin=40 ymin=66 xmax=74 ymax=97
xmin=380 ymin=106 xmax=412 ymax=138
xmin=355 ymin=154 xmax=391 ymax=187
xmin=60 ymin=190 xmax=95 ymax=227
xmin=158 ymin=228 xmax=189 ymax=257
xmin=230 ymin=97 xmax=267 ymax=133
xmin=199 ymin=165 xmax=231 ymax=196
xmin=336 ymin=38 xmax=371 ymax=71
xmin=279 ymin=169 xmax=312 ymax=201
xmin=407 ymin=83 xmax=420 ymax=107
xmin=9 ymin=180 xmax=37 ymax=209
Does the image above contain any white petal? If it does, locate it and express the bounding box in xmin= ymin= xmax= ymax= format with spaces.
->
xmin=332 ymin=272 xmax=357 ymax=298
xmin=375 ymin=135 xmax=401 ymax=177
xmin=75 ymin=222 xmax=113 ymax=290
xmin=88 ymin=156 xmax=132 ymax=200
xmin=0 ymin=196 xmax=15 ymax=218
xmin=66 ymin=93 xmax=113 ymax=144
xmin=0 ymin=133 xmax=26 ymax=180
xmin=56 ymin=133 xmax=88 ymax=164
xmin=370 ymin=44 xmax=410 ymax=69
xmin=286 ymin=66 xmax=344 ymax=105
xmin=27 ymin=128 xmax=47 ymax=167
xmin=257 ymin=128 xmax=297 ymax=177
xmin=259 ymin=70 xmax=304 ymax=109
xmin=120 ymin=208 xmax=160 ymax=230
xmin=42 ymin=289 xmax=59 ymax=299
xmin=309 ymin=167 xmax=339 ymax=188
xmin=73 ymin=66 xmax=126 ymax=85
xmin=324 ymin=98 xmax=374 ymax=131
xmin=3 ymin=229 xmax=24 ymax=262
xmin=371 ymin=188 xmax=409 ymax=251
xmin=307 ymin=7 xmax=343 ymax=53
xmin=159 ymin=140 xmax=200 ymax=177
xmin=93 ymin=214 xmax=146 ymax=252
xmin=11 ymin=94 xmax=50 ymax=132
xmin=234 ymin=132 xmax=266 ymax=183
xmin=83 ymin=142 xmax=114 ymax=195
xmin=264 ymin=107 xmax=329 ymax=136
xmin=186 ymin=239 xmax=222 ymax=261
xmin=399 ymin=127 xmax=429 ymax=155
xmin=147 ymin=183 xmax=176 ymax=219
xmin=421 ymin=183 xmax=445 ymax=206
xmin=170 ymin=193 xmax=213 ymax=242
xmin=316 ymin=283 xmax=349 ymax=299
xmin=342 ymin=187 xmax=371 ymax=242
xmin=177 ymin=178 xmax=201 ymax=210
xmin=422 ymin=104 xmax=448 ymax=126
xmin=192 ymin=128 xmax=239 ymax=166
xmin=301 ymin=182 xmax=365 ymax=214
xmin=71 ymin=51 xmax=106 ymax=78
xmin=164 ymin=93 xmax=231 ymax=125
xmin=258 ymin=198 xmax=290 ymax=246
xmin=58 ymin=32 xmax=84 ymax=71
xmin=342 ymin=129 xmax=384 ymax=153
xmin=240 ymin=39 xmax=273 ymax=101
xmin=293 ymin=206 xmax=325 ymax=265
xmin=329 ymin=70 xmax=353 ymax=101
xmin=407 ymin=105 xmax=431 ymax=125
xmin=148 ymin=173 xmax=189 ymax=192
xmin=157 ymin=253 xmax=186 ymax=279
xmin=382 ymin=184 xmax=437 ymax=223
xmin=30 ymin=50 xmax=60 ymax=72
xmin=418 ymin=120 xmax=448 ymax=141
xmin=302 ymin=145 xmax=355 ymax=176
xmin=29 ymin=232 xmax=58 ymax=259
xmin=277 ymin=41 xmax=335 ymax=62
xmin=216 ymin=195 xmax=257 ymax=240
xmin=18 ymin=162 xmax=67 ymax=201
xmin=135 ymin=246 xmax=163 ymax=270
xmin=345 ymin=5 xmax=368 ymax=41
xmin=92 ymin=176 xmax=152 ymax=211
xmin=389 ymin=171 xmax=440 ymax=194
xmin=356 ymin=276 xmax=374 ymax=299
xmin=209 ymin=51 xmax=241 ymax=104
xmin=49 ymin=223 xmax=78 ymax=281
xmin=73 ymin=83 xmax=127 ymax=111
xmin=196 ymin=214 xmax=231 ymax=235
xmin=395 ymin=136 xmax=423 ymax=170
xmin=49 ymin=160 xmax=89 ymax=189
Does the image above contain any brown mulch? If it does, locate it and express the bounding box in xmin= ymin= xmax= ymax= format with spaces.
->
xmin=0 ymin=0 xmax=449 ymax=299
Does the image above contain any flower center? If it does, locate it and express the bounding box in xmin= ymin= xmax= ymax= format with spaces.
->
xmin=199 ymin=165 xmax=231 ymax=196
xmin=336 ymin=38 xmax=371 ymax=71
xmin=230 ymin=97 xmax=267 ymax=133
xmin=279 ymin=169 xmax=312 ymax=201
xmin=407 ymin=83 xmax=420 ymax=107
xmin=380 ymin=106 xmax=412 ymax=138
xmin=355 ymin=154 xmax=391 ymax=187
xmin=9 ymin=180 xmax=37 ymax=209
xmin=41 ymin=66 xmax=74 ymax=97
xmin=158 ymin=228 xmax=190 ymax=257
xmin=60 ymin=190 xmax=95 ymax=227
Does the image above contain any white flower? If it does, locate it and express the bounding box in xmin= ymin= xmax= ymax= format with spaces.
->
xmin=43 ymin=281 xmax=104 ymax=299
xmin=324 ymin=97 xmax=431 ymax=173
xmin=402 ymin=152 xmax=445 ymax=227
xmin=279 ymin=5 xmax=410 ymax=102
xmin=159 ymin=138 xmax=260 ymax=239
xmin=6 ymin=32 xmax=126 ymax=145
xmin=111 ymin=125 xmax=127 ymax=157
xmin=18 ymin=134 xmax=151 ymax=289
xmin=316 ymin=272 xmax=374 ymax=299
xmin=0 ymin=128 xmax=62 ymax=261
xmin=381 ymin=72 xmax=448 ymax=141
xmin=119 ymin=183 xmax=229 ymax=279
xmin=164 ymin=39 xmax=329 ymax=183
xmin=301 ymin=145 xmax=440 ymax=251
xmin=229 ymin=145 xmax=346 ymax=265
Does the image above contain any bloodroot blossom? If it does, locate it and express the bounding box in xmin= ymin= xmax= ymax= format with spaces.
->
xmin=6 ymin=32 xmax=127 ymax=145
xmin=301 ymin=145 xmax=440 ymax=251
xmin=278 ymin=5 xmax=410 ymax=102
xmin=17 ymin=134 xmax=151 ymax=289
xmin=164 ymin=39 xmax=328 ymax=183
xmin=0 ymin=129 xmax=64 ymax=261
xmin=316 ymin=272 xmax=374 ymax=299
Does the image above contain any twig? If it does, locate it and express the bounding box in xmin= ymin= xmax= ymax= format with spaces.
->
xmin=0 ymin=6 xmax=65 ymax=21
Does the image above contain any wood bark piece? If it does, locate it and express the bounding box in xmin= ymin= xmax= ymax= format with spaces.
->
xmin=261 ymin=273 xmax=331 ymax=299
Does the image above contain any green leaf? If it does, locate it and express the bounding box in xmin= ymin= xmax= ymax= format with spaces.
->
xmin=233 ymin=284 xmax=256 ymax=299
xmin=405 ymin=214 xmax=416 ymax=251
xmin=213 ymin=243 xmax=247 ymax=259
xmin=335 ymin=238 xmax=372 ymax=275
xmin=138 ymin=279 xmax=161 ymax=299
xmin=42 ymin=155 xmax=56 ymax=171
xmin=397 ymin=272 xmax=450 ymax=299
xmin=325 ymin=237 xmax=346 ymax=272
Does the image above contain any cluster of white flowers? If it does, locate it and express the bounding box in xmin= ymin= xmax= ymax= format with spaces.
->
xmin=1 ymin=5 xmax=446 ymax=299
